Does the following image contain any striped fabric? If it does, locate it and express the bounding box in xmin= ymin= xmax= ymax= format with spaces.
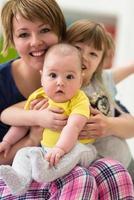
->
xmin=0 ymin=158 xmax=134 ymax=200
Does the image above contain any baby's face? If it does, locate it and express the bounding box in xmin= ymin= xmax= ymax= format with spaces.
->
xmin=41 ymin=53 xmax=82 ymax=103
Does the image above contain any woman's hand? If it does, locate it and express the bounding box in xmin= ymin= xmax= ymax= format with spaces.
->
xmin=30 ymin=98 xmax=67 ymax=131
xmin=36 ymin=107 xmax=67 ymax=131
xmin=79 ymin=107 xmax=111 ymax=139
xmin=29 ymin=98 xmax=49 ymax=110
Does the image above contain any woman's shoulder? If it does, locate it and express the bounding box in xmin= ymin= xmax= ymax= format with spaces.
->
xmin=0 ymin=59 xmax=13 ymax=71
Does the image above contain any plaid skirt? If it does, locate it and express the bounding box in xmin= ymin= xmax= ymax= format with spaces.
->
xmin=0 ymin=158 xmax=134 ymax=200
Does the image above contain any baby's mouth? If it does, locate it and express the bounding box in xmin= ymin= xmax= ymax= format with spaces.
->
xmin=56 ymin=90 xmax=64 ymax=94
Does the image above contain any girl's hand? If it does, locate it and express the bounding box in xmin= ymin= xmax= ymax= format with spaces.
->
xmin=79 ymin=107 xmax=110 ymax=139
xmin=45 ymin=146 xmax=65 ymax=167
xmin=0 ymin=141 xmax=11 ymax=158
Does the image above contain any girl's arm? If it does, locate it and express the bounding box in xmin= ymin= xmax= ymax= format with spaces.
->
xmin=105 ymin=114 xmax=134 ymax=138
xmin=45 ymin=114 xmax=88 ymax=166
xmin=80 ymin=108 xmax=134 ymax=139
xmin=112 ymin=63 xmax=134 ymax=84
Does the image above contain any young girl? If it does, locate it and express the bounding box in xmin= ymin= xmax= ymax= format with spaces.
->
xmin=65 ymin=18 xmax=134 ymax=178
xmin=0 ymin=0 xmax=133 ymax=199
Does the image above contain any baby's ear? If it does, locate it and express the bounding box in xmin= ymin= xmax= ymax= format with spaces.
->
xmin=40 ymin=70 xmax=43 ymax=75
xmin=41 ymin=77 xmax=43 ymax=87
xmin=40 ymin=71 xmax=43 ymax=86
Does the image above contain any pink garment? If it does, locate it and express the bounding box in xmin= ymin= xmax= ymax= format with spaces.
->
xmin=0 ymin=158 xmax=134 ymax=200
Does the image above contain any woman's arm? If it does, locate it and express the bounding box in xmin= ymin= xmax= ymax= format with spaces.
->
xmin=112 ymin=63 xmax=134 ymax=84
xmin=1 ymin=102 xmax=67 ymax=130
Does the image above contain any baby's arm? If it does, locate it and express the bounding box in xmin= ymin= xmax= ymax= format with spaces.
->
xmin=45 ymin=114 xmax=88 ymax=166
xmin=0 ymin=126 xmax=28 ymax=157
xmin=112 ymin=63 xmax=134 ymax=84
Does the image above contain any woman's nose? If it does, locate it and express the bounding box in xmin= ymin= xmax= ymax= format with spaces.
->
xmin=30 ymin=34 xmax=43 ymax=47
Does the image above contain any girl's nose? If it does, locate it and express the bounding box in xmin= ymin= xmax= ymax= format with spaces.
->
xmin=82 ymin=51 xmax=88 ymax=61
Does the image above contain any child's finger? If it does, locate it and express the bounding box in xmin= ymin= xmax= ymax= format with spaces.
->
xmin=54 ymin=153 xmax=61 ymax=165
xmin=4 ymin=148 xmax=9 ymax=158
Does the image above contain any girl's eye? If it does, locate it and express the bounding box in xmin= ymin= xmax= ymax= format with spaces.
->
xmin=49 ymin=73 xmax=57 ymax=78
xmin=18 ymin=33 xmax=29 ymax=38
xmin=40 ymin=28 xmax=50 ymax=33
xmin=66 ymin=74 xmax=74 ymax=79
xmin=90 ymin=52 xmax=98 ymax=57
xmin=75 ymin=45 xmax=81 ymax=51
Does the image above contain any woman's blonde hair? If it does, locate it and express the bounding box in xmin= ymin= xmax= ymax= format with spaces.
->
xmin=1 ymin=0 xmax=66 ymax=55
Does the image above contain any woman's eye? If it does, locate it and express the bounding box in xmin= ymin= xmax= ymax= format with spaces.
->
xmin=66 ymin=74 xmax=74 ymax=79
xmin=49 ymin=73 xmax=57 ymax=78
xmin=18 ymin=33 xmax=29 ymax=38
xmin=41 ymin=28 xmax=50 ymax=33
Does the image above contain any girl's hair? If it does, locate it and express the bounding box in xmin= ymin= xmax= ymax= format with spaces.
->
xmin=65 ymin=19 xmax=108 ymax=82
xmin=1 ymin=0 xmax=66 ymax=55
xmin=106 ymin=32 xmax=115 ymax=52
xmin=66 ymin=19 xmax=123 ymax=115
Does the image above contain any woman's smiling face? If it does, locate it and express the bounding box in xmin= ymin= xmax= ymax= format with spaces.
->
xmin=12 ymin=14 xmax=59 ymax=71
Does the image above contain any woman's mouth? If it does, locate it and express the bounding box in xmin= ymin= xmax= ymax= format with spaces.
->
xmin=30 ymin=50 xmax=46 ymax=57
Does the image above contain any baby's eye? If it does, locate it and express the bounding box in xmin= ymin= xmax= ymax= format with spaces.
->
xmin=18 ymin=32 xmax=29 ymax=38
xmin=66 ymin=74 xmax=74 ymax=79
xmin=49 ymin=73 xmax=57 ymax=78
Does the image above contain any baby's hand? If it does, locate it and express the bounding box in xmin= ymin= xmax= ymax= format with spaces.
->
xmin=45 ymin=146 xmax=65 ymax=167
xmin=0 ymin=140 xmax=11 ymax=158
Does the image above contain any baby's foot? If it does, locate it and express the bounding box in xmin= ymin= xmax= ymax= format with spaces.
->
xmin=0 ymin=165 xmax=30 ymax=195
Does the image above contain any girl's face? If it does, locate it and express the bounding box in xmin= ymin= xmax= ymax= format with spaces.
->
xmin=74 ymin=42 xmax=104 ymax=85
xmin=12 ymin=14 xmax=59 ymax=71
